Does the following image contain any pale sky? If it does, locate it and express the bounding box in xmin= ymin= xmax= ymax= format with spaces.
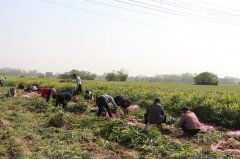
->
xmin=1 ymin=0 xmax=240 ymax=77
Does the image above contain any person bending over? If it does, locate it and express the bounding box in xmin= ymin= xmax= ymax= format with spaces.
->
xmin=39 ymin=87 xmax=57 ymax=102
xmin=114 ymin=95 xmax=131 ymax=115
xmin=55 ymin=92 xmax=72 ymax=108
xmin=96 ymin=94 xmax=117 ymax=118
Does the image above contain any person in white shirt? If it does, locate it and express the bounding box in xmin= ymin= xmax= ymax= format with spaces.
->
xmin=73 ymin=74 xmax=82 ymax=95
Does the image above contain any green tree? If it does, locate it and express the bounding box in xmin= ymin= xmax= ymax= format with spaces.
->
xmin=58 ymin=69 xmax=96 ymax=80
xmin=106 ymin=72 xmax=116 ymax=81
xmin=194 ymin=72 xmax=219 ymax=85
xmin=79 ymin=71 xmax=97 ymax=80
xmin=105 ymin=68 xmax=128 ymax=81
xmin=116 ymin=70 xmax=128 ymax=81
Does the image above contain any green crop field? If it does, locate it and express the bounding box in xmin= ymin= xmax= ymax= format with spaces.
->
xmin=0 ymin=76 xmax=240 ymax=158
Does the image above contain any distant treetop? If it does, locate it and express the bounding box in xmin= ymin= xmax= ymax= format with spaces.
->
xmin=194 ymin=72 xmax=218 ymax=85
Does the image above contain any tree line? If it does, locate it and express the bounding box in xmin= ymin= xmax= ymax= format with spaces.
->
xmin=129 ymin=73 xmax=240 ymax=84
xmin=0 ymin=68 xmax=41 ymax=76
xmin=1 ymin=67 xmax=240 ymax=84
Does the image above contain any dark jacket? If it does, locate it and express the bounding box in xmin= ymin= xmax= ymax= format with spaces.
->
xmin=114 ymin=95 xmax=131 ymax=109
xmin=55 ymin=92 xmax=72 ymax=106
xmin=146 ymin=102 xmax=165 ymax=125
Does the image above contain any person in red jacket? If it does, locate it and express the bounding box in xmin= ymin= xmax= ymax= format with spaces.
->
xmin=39 ymin=87 xmax=57 ymax=102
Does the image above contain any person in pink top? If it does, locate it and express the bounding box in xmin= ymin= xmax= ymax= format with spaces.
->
xmin=176 ymin=106 xmax=200 ymax=135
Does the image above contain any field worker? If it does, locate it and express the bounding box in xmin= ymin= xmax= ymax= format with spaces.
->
xmin=31 ymin=85 xmax=38 ymax=92
xmin=176 ymin=106 xmax=200 ymax=135
xmin=0 ymin=77 xmax=6 ymax=87
xmin=6 ymin=87 xmax=17 ymax=97
xmin=84 ymin=90 xmax=93 ymax=100
xmin=73 ymin=74 xmax=82 ymax=95
xmin=39 ymin=87 xmax=57 ymax=102
xmin=96 ymin=94 xmax=117 ymax=118
xmin=25 ymin=85 xmax=38 ymax=92
xmin=144 ymin=97 xmax=166 ymax=125
xmin=55 ymin=92 xmax=73 ymax=108
xmin=114 ymin=95 xmax=132 ymax=115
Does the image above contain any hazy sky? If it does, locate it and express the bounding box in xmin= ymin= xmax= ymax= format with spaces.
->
xmin=1 ymin=0 xmax=240 ymax=77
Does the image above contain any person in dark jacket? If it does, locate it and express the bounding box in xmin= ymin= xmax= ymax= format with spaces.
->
xmin=145 ymin=97 xmax=166 ymax=125
xmin=96 ymin=94 xmax=117 ymax=118
xmin=114 ymin=95 xmax=131 ymax=115
xmin=55 ymin=92 xmax=72 ymax=108
xmin=84 ymin=90 xmax=93 ymax=100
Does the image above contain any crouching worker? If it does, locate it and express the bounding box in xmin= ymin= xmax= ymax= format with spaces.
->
xmin=25 ymin=85 xmax=38 ymax=92
xmin=145 ymin=97 xmax=166 ymax=125
xmin=55 ymin=92 xmax=72 ymax=108
xmin=176 ymin=106 xmax=200 ymax=135
xmin=96 ymin=94 xmax=117 ymax=118
xmin=6 ymin=87 xmax=17 ymax=97
xmin=114 ymin=95 xmax=131 ymax=115
xmin=84 ymin=90 xmax=93 ymax=100
xmin=39 ymin=87 xmax=57 ymax=102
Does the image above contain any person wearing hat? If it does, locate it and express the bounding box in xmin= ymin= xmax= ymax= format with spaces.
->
xmin=176 ymin=106 xmax=200 ymax=135
xmin=114 ymin=95 xmax=132 ymax=115
xmin=144 ymin=97 xmax=166 ymax=125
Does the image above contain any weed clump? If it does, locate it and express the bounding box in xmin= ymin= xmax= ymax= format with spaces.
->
xmin=28 ymin=96 xmax=49 ymax=112
xmin=7 ymin=137 xmax=23 ymax=159
xmin=66 ymin=102 xmax=90 ymax=113
xmin=100 ymin=119 xmax=198 ymax=157
xmin=48 ymin=112 xmax=65 ymax=128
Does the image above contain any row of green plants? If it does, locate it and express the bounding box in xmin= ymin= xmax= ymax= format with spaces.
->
xmin=45 ymin=111 xmax=226 ymax=158
xmin=4 ymin=77 xmax=240 ymax=129
xmin=0 ymin=84 xmax=237 ymax=158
